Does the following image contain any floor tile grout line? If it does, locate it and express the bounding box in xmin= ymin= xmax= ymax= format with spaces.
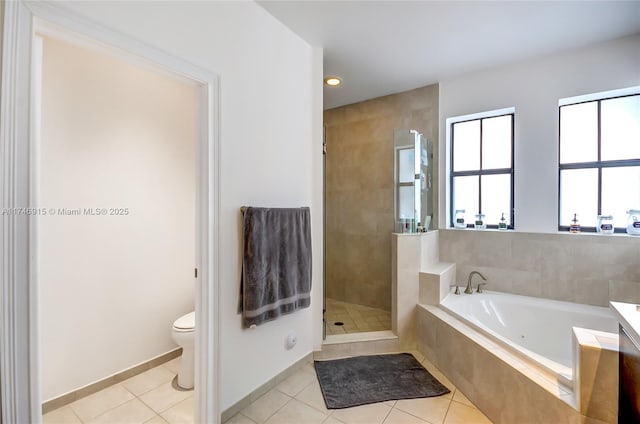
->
xmin=379 ymin=402 xmax=394 ymax=424
xmin=73 ymin=385 xmax=137 ymax=423
xmin=262 ymin=394 xmax=296 ymax=424
xmin=80 ymin=395 xmax=139 ymax=424
xmin=67 ymin=405 xmax=84 ymax=424
xmin=441 ymin=390 xmax=456 ymax=424
xmin=238 ymin=411 xmax=258 ymax=424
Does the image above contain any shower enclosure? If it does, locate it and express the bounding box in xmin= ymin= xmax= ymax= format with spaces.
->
xmin=394 ymin=129 xmax=433 ymax=233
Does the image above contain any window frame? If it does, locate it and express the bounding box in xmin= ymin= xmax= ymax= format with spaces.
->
xmin=449 ymin=113 xmax=515 ymax=229
xmin=557 ymin=93 xmax=640 ymax=233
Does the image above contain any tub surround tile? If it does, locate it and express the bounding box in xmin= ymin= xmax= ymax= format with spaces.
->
xmin=573 ymin=277 xmax=611 ymax=307
xmin=579 ymin=415 xmax=610 ymax=424
xmin=518 ymin=367 xmax=570 ymax=397
xmin=439 ymin=229 xmax=640 ymax=307
xmin=486 ymin=347 xmax=528 ymax=371
xmin=573 ymin=328 xmax=619 ymax=423
xmin=609 ymin=279 xmax=640 ymax=304
xmin=418 ymin=305 xmax=583 ymax=424
xmin=510 ymin=270 xmax=543 ymax=298
xmin=560 ymin=393 xmax=579 ymax=409
xmin=419 ymin=263 xmax=456 ymax=305
xmin=420 ymin=230 xmax=440 ymax=269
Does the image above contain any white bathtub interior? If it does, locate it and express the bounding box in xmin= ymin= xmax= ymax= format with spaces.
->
xmin=439 ymin=290 xmax=618 ymax=385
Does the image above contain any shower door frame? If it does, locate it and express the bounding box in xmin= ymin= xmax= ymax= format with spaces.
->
xmin=0 ymin=1 xmax=220 ymax=423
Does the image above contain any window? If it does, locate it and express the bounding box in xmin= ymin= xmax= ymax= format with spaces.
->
xmin=559 ymin=92 xmax=640 ymax=231
xmin=450 ymin=113 xmax=514 ymax=228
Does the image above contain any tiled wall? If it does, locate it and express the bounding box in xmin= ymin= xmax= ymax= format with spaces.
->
xmin=439 ymin=229 xmax=640 ymax=307
xmin=324 ymin=84 xmax=439 ymax=310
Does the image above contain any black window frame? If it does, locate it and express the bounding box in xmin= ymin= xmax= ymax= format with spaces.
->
xmin=558 ymin=93 xmax=640 ymax=233
xmin=450 ymin=113 xmax=515 ymax=229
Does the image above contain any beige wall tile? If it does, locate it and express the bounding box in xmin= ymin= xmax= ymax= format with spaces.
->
xmin=417 ymin=306 xmax=582 ymax=424
xmin=325 ymin=85 xmax=439 ymax=312
xmin=439 ymin=229 xmax=640 ymax=306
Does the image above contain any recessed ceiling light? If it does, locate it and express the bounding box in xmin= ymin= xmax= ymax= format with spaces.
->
xmin=324 ymin=76 xmax=342 ymax=87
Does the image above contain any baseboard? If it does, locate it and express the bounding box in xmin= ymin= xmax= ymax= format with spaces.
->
xmin=220 ymin=352 xmax=314 ymax=423
xmin=42 ymin=347 xmax=182 ymax=414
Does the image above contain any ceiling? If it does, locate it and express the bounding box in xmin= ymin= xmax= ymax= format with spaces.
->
xmin=258 ymin=1 xmax=640 ymax=109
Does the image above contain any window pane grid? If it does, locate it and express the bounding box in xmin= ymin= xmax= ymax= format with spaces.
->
xmin=559 ymin=93 xmax=640 ymax=232
xmin=451 ymin=113 xmax=514 ymax=228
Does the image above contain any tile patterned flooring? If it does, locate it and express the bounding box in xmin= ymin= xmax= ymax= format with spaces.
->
xmin=325 ymin=298 xmax=391 ymax=334
xmin=44 ymin=351 xmax=493 ymax=424
xmin=43 ymin=357 xmax=193 ymax=424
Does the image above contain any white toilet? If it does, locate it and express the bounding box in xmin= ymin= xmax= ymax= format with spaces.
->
xmin=171 ymin=311 xmax=195 ymax=389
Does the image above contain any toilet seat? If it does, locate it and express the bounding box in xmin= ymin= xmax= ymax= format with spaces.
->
xmin=173 ymin=311 xmax=195 ymax=332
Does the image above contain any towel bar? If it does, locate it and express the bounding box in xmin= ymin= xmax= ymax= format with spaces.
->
xmin=240 ymin=206 xmax=308 ymax=215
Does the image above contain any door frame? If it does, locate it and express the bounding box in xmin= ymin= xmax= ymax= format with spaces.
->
xmin=0 ymin=1 xmax=221 ymax=423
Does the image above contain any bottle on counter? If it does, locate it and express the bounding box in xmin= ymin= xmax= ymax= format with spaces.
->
xmin=596 ymin=214 xmax=614 ymax=234
xmin=627 ymin=209 xmax=640 ymax=235
xmin=454 ymin=209 xmax=466 ymax=229
xmin=474 ymin=213 xmax=486 ymax=230
xmin=498 ymin=213 xmax=507 ymax=230
xmin=570 ymin=213 xmax=580 ymax=233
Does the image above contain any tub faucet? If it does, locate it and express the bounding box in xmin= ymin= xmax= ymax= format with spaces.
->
xmin=465 ymin=271 xmax=486 ymax=294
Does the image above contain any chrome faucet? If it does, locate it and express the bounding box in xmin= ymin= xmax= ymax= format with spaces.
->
xmin=464 ymin=271 xmax=486 ymax=294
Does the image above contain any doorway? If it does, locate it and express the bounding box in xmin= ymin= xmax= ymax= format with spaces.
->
xmin=37 ymin=32 xmax=198 ymax=420
xmin=0 ymin=2 xmax=219 ymax=423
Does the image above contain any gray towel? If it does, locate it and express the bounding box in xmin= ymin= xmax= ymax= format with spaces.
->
xmin=240 ymin=207 xmax=312 ymax=328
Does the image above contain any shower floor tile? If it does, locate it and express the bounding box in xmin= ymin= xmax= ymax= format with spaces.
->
xmin=325 ymin=298 xmax=391 ymax=334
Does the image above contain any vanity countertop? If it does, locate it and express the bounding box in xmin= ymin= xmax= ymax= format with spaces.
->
xmin=610 ymin=301 xmax=640 ymax=344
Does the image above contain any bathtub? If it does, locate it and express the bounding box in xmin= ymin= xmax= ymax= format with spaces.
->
xmin=439 ymin=290 xmax=618 ymax=386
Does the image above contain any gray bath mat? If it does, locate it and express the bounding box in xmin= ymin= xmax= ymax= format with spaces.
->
xmin=314 ymin=353 xmax=450 ymax=409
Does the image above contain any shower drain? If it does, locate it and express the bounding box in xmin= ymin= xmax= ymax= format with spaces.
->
xmin=333 ymin=321 xmax=344 ymax=326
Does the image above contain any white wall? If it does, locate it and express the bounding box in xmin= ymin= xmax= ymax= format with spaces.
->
xmin=39 ymin=36 xmax=197 ymax=400
xmin=55 ymin=1 xmax=323 ymax=410
xmin=439 ymin=34 xmax=640 ymax=233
